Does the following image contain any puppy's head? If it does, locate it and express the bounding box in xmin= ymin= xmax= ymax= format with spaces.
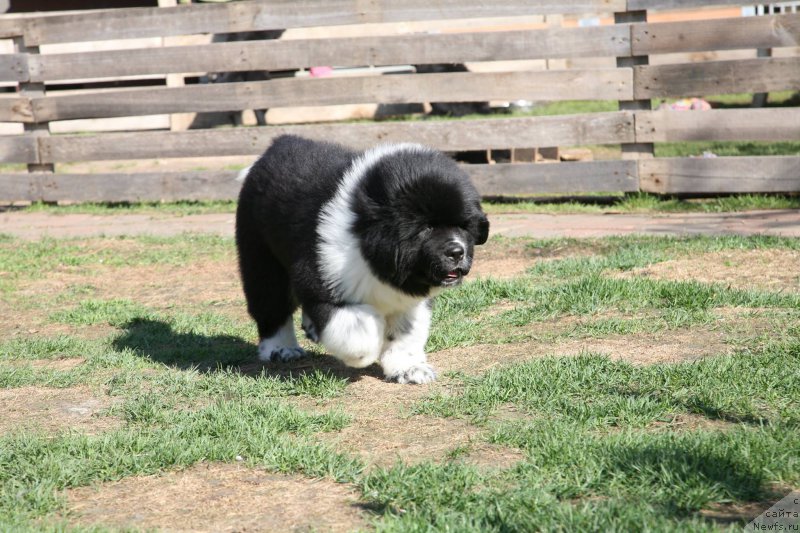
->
xmin=352 ymin=146 xmax=489 ymax=296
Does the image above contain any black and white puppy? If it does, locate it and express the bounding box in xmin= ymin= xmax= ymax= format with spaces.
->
xmin=236 ymin=135 xmax=489 ymax=384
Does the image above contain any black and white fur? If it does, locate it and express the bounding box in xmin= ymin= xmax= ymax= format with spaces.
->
xmin=236 ymin=135 xmax=489 ymax=384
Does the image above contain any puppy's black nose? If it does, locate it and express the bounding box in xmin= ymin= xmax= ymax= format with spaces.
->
xmin=444 ymin=242 xmax=465 ymax=262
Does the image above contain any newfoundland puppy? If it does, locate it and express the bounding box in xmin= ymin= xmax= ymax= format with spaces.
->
xmin=236 ymin=135 xmax=489 ymax=384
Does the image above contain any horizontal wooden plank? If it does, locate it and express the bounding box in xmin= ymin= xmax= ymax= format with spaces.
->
xmin=637 ymin=108 xmax=800 ymax=143
xmin=0 ymin=54 xmax=29 ymax=83
xmin=634 ymin=57 xmax=800 ymax=98
xmin=639 ymin=157 xmax=800 ymax=194
xmin=0 ymin=136 xmax=38 ymax=164
xmin=40 ymin=112 xmax=635 ymax=162
xmin=628 ymin=0 xmax=755 ymax=9
xmin=0 ymin=96 xmax=34 ymax=123
xmin=632 ymin=14 xmax=800 ymax=55
xmin=0 ymin=160 xmax=639 ymax=202
xmin=33 ymin=69 xmax=633 ymax=122
xmin=29 ymin=25 xmax=630 ymax=82
xmin=0 ymin=174 xmax=38 ymax=202
xmin=21 ymin=0 xmax=626 ymax=46
xmin=0 ymin=171 xmax=242 ymax=203
xmin=470 ymin=160 xmax=639 ymax=195
xmin=10 ymin=158 xmax=797 ymax=201
xmin=0 ymin=18 xmax=25 ymax=40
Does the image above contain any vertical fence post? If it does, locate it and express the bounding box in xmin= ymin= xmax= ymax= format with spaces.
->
xmin=752 ymin=5 xmax=772 ymax=107
xmin=13 ymin=36 xmax=54 ymax=184
xmin=615 ymin=7 xmax=654 ymax=185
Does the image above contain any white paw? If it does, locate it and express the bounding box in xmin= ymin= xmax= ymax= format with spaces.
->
xmin=387 ymin=363 xmax=437 ymax=385
xmin=320 ymin=304 xmax=384 ymax=369
xmin=258 ymin=339 xmax=306 ymax=363
xmin=270 ymin=347 xmax=307 ymax=363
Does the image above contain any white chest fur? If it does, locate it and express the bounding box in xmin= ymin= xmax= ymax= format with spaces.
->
xmin=317 ymin=142 xmax=432 ymax=316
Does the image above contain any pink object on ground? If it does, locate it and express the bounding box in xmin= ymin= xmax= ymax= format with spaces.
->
xmin=309 ymin=66 xmax=333 ymax=78
xmin=659 ymin=98 xmax=712 ymax=111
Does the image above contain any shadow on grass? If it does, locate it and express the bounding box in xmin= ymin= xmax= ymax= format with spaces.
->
xmin=600 ymin=437 xmax=787 ymax=528
xmin=610 ymin=384 xmax=771 ymax=427
xmin=112 ymin=317 xmax=384 ymax=382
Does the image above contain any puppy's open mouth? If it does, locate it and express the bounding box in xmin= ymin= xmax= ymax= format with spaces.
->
xmin=441 ymin=269 xmax=464 ymax=287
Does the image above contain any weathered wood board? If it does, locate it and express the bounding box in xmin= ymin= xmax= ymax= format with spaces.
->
xmin=639 ymin=157 xmax=800 ymax=194
xmin=0 ymin=160 xmax=640 ymax=202
xmin=635 ymin=57 xmax=800 ymax=98
xmin=632 ymin=14 xmax=800 ymax=55
xmin=637 ymin=108 xmax=800 ymax=143
xmin=32 ymin=69 xmax=634 ymax=122
xmin=19 ymin=0 xmax=628 ymax=46
xmin=634 ymin=57 xmax=800 ymax=99
xmin=28 ymin=25 xmax=629 ymax=82
xmin=39 ymin=112 xmax=635 ymax=162
xmin=470 ymin=160 xmax=639 ymax=195
xmin=0 ymin=135 xmax=38 ymax=164
xmin=0 ymin=97 xmax=33 ymax=123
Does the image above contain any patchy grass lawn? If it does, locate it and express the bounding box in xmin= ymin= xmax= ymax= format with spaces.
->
xmin=13 ymin=192 xmax=800 ymax=217
xmin=0 ymin=232 xmax=798 ymax=531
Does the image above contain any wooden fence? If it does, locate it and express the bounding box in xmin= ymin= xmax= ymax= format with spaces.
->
xmin=1 ymin=0 xmax=799 ymax=202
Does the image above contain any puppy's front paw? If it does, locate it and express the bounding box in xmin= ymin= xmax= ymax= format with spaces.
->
xmin=319 ymin=304 xmax=384 ymax=368
xmin=271 ymin=346 xmax=307 ymax=363
xmin=258 ymin=340 xmax=307 ymax=363
xmin=387 ymin=363 xmax=437 ymax=385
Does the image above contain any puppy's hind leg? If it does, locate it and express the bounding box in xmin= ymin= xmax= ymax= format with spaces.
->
xmin=236 ymin=217 xmax=305 ymax=363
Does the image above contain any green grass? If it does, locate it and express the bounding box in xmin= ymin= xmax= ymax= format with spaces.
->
xmin=361 ymin=422 xmax=797 ymax=531
xmin=382 ymin=338 xmax=800 ymax=531
xmin=482 ymin=192 xmax=800 ymax=215
xmin=14 ymin=191 xmax=799 ymax=219
xmin=1 ymin=232 xmax=799 ymax=530
xmin=417 ymin=340 xmax=800 ymax=426
xmin=657 ymin=141 xmax=800 ymax=158
xmin=427 ymin=234 xmax=800 ymax=350
xmin=19 ymin=200 xmax=238 ymax=216
xmin=0 ymin=233 xmax=234 ymax=293
xmin=0 ymin=400 xmax=360 ymax=527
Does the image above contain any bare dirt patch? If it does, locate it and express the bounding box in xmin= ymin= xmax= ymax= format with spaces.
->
xmin=713 ymin=307 xmax=794 ymax=341
xmin=552 ymin=327 xmax=731 ymax=365
xmin=0 ymin=298 xmax=117 ymax=340
xmin=455 ymin=442 xmax=526 ymax=470
xmin=471 ymin=254 xmax=532 ymax=280
xmin=28 ymin=357 xmax=86 ymax=371
xmin=331 ymin=411 xmax=482 ymax=468
xmin=306 ymin=374 xmax=482 ymax=468
xmin=431 ymin=323 xmax=731 ymax=371
xmin=66 ymin=462 xmax=368 ymax=533
xmin=274 ymin=358 xmax=520 ymax=469
xmin=618 ymin=249 xmax=800 ymax=292
xmin=20 ymin=260 xmax=243 ymax=311
xmin=647 ymin=413 xmax=738 ymax=433
xmin=0 ymin=385 xmax=120 ymax=435
xmin=699 ymin=484 xmax=796 ymax=526
xmin=471 ymin=237 xmax=599 ymax=280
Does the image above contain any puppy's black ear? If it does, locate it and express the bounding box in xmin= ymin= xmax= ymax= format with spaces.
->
xmin=474 ymin=214 xmax=489 ymax=245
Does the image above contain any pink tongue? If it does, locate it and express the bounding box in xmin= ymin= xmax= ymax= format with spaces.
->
xmin=447 ymin=271 xmax=459 ymax=278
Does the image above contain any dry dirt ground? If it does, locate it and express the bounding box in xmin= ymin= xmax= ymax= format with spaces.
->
xmin=0 ymin=382 xmax=120 ymax=435
xmin=66 ymin=463 xmax=368 ymax=533
xmin=2 ymin=236 xmax=797 ymax=531
xmin=618 ymin=249 xmax=800 ymax=292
